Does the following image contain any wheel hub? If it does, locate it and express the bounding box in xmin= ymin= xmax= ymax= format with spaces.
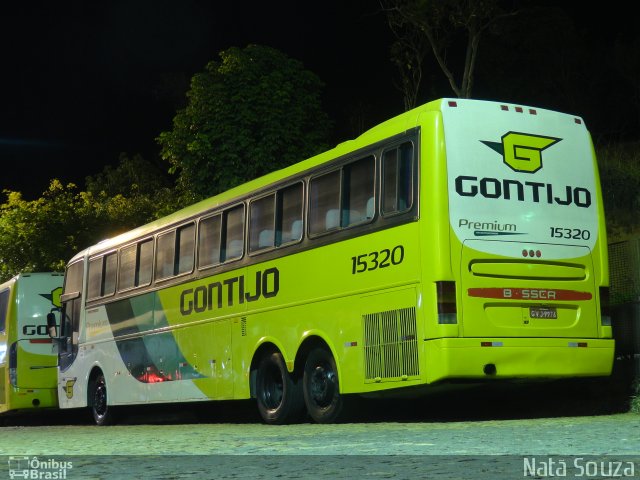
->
xmin=310 ymin=365 xmax=335 ymax=407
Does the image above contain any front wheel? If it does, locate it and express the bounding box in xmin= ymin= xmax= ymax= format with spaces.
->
xmin=303 ymin=348 xmax=351 ymax=423
xmin=89 ymin=372 xmax=116 ymax=426
xmin=255 ymin=351 xmax=305 ymax=424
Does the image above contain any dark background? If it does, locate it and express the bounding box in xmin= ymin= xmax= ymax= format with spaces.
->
xmin=1 ymin=1 xmax=637 ymax=198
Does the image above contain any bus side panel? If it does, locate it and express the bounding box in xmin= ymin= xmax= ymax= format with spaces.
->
xmin=156 ymin=219 xmax=424 ymax=400
xmin=14 ymin=342 xmax=58 ymax=389
xmin=181 ymin=319 xmax=234 ymax=400
xmin=246 ymin=223 xmax=423 ymax=396
xmin=0 ymin=279 xmax=16 ymax=413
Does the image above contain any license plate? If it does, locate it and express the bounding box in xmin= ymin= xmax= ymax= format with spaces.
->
xmin=529 ymin=307 xmax=557 ymax=319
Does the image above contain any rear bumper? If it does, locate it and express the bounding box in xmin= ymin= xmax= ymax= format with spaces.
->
xmin=424 ymin=337 xmax=615 ymax=384
xmin=3 ymin=387 xmax=58 ymax=413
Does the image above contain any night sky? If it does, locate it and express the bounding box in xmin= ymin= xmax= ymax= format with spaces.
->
xmin=0 ymin=2 xmax=635 ymax=199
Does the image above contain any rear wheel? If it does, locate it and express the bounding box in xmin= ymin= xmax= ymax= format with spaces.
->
xmin=89 ymin=372 xmax=116 ymax=426
xmin=303 ymin=348 xmax=351 ymax=423
xmin=255 ymin=351 xmax=305 ymax=424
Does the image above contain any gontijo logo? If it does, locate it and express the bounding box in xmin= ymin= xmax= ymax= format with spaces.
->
xmin=39 ymin=287 xmax=63 ymax=308
xmin=454 ymin=131 xmax=592 ymax=209
xmin=481 ymin=132 xmax=561 ymax=173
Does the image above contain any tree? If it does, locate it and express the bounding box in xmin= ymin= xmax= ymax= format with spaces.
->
xmin=383 ymin=2 xmax=430 ymax=110
xmin=85 ymin=153 xmax=168 ymax=197
xmin=85 ymin=153 xmax=181 ymax=218
xmin=0 ymin=156 xmax=180 ymax=282
xmin=614 ymin=37 xmax=640 ymax=137
xmin=0 ymin=181 xmax=94 ymax=281
xmin=157 ymin=44 xmax=331 ymax=202
xmin=381 ymin=0 xmax=517 ymax=101
xmin=597 ymin=142 xmax=640 ymax=239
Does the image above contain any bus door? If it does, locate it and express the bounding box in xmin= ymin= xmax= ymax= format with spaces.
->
xmin=59 ymin=261 xmax=84 ymax=371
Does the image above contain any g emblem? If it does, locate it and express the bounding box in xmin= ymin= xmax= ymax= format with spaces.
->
xmin=482 ymin=132 xmax=561 ymax=173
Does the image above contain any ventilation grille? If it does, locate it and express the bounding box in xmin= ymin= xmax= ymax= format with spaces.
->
xmin=609 ymin=240 xmax=639 ymax=305
xmin=241 ymin=317 xmax=247 ymax=337
xmin=363 ymin=307 xmax=419 ymax=380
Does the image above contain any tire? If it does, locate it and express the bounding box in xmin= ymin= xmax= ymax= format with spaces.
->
xmin=255 ymin=351 xmax=305 ymax=424
xmin=303 ymin=347 xmax=351 ymax=423
xmin=89 ymin=372 xmax=116 ymax=426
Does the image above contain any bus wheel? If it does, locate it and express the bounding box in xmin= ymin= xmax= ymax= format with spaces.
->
xmin=89 ymin=372 xmax=116 ymax=426
xmin=255 ymin=351 xmax=304 ymax=424
xmin=303 ymin=348 xmax=349 ymax=423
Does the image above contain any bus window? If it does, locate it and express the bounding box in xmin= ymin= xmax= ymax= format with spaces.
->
xmin=223 ymin=205 xmax=244 ymax=262
xmin=65 ymin=261 xmax=83 ymax=295
xmin=198 ymin=214 xmax=222 ymax=269
xmin=250 ymin=194 xmax=276 ymax=252
xmin=103 ymin=253 xmax=117 ymax=296
xmin=119 ymin=240 xmax=153 ymax=290
xmin=309 ymin=156 xmax=375 ymax=235
xmin=118 ymin=245 xmax=137 ymax=291
xmin=89 ymin=253 xmax=118 ymax=299
xmin=87 ymin=257 xmax=103 ymax=300
xmin=0 ymin=289 xmax=8 ymax=332
xmin=382 ymin=142 xmax=413 ymax=215
xmin=137 ymin=240 xmax=153 ymax=286
xmin=344 ymin=156 xmax=375 ymax=225
xmin=60 ymin=260 xmax=83 ymax=370
xmin=156 ymin=231 xmax=176 ymax=280
xmin=176 ymin=224 xmax=195 ymax=275
xmin=279 ymin=182 xmax=303 ymax=244
xmin=309 ymin=169 xmax=340 ymax=235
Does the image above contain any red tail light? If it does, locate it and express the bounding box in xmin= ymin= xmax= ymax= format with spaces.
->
xmin=437 ymin=281 xmax=457 ymax=324
xmin=599 ymin=287 xmax=611 ymax=326
xmin=9 ymin=342 xmax=17 ymax=386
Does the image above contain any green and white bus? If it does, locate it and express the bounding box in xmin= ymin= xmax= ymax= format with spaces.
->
xmin=0 ymin=272 xmax=63 ymax=414
xmin=53 ymin=98 xmax=614 ymax=425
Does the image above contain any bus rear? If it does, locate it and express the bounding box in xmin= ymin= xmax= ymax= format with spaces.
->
xmin=426 ymin=99 xmax=613 ymax=382
xmin=0 ymin=273 xmax=63 ymax=413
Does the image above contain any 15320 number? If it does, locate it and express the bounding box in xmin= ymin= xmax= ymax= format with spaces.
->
xmin=550 ymin=227 xmax=591 ymax=240
xmin=351 ymin=245 xmax=405 ymax=274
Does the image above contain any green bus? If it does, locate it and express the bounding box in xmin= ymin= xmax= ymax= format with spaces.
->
xmin=0 ymin=272 xmax=63 ymax=415
xmin=53 ymin=99 xmax=613 ymax=425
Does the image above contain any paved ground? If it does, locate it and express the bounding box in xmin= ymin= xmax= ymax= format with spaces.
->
xmin=0 ymin=377 xmax=638 ymax=479
xmin=0 ymin=413 xmax=638 ymax=479
xmin=1 ymin=411 xmax=638 ymax=456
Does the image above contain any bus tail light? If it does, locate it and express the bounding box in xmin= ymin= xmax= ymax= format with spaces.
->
xmin=437 ymin=281 xmax=457 ymax=324
xmin=599 ymin=287 xmax=611 ymax=326
xmin=9 ymin=342 xmax=17 ymax=387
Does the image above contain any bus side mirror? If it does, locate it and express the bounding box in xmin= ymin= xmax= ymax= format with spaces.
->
xmin=47 ymin=312 xmax=58 ymax=338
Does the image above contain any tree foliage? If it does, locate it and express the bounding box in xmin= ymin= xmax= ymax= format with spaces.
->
xmin=385 ymin=5 xmax=430 ymax=110
xmin=157 ymin=44 xmax=331 ymax=202
xmin=0 ymin=155 xmax=177 ymax=282
xmin=85 ymin=153 xmax=181 ymax=219
xmin=597 ymin=142 xmax=640 ymax=240
xmin=86 ymin=153 xmax=169 ymax=197
xmin=0 ymin=181 xmax=93 ymax=280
